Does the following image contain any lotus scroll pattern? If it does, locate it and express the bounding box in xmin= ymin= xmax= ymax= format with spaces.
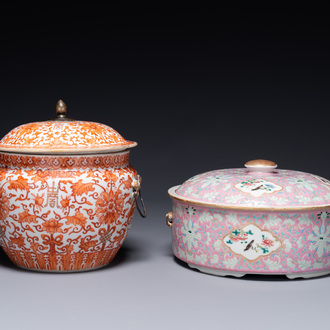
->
xmin=0 ymin=151 xmax=137 ymax=271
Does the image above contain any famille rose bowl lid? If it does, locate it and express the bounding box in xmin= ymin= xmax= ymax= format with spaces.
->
xmin=0 ymin=100 xmax=137 ymax=154
xmin=168 ymin=159 xmax=330 ymax=211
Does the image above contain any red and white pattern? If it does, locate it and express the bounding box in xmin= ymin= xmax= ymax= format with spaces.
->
xmin=0 ymin=121 xmax=136 ymax=153
xmin=0 ymin=151 xmax=138 ymax=271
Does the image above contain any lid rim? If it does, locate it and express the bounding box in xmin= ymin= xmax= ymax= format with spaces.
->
xmin=0 ymin=141 xmax=137 ymax=155
xmin=168 ymin=186 xmax=330 ymax=212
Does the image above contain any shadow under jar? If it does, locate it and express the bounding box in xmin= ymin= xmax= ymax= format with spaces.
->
xmin=167 ymin=159 xmax=330 ymax=279
xmin=0 ymin=100 xmax=146 ymax=272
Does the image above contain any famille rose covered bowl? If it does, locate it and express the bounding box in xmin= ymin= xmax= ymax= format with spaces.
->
xmin=0 ymin=100 xmax=146 ymax=272
xmin=167 ymin=159 xmax=330 ymax=279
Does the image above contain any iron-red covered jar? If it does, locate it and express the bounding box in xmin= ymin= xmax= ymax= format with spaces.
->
xmin=0 ymin=100 xmax=146 ymax=272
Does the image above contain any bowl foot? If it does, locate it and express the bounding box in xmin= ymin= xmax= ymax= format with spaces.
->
xmin=188 ymin=264 xmax=246 ymax=278
xmin=188 ymin=263 xmax=330 ymax=279
xmin=15 ymin=263 xmax=109 ymax=273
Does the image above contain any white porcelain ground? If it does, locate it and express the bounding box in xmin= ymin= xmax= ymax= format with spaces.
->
xmin=188 ymin=263 xmax=330 ymax=279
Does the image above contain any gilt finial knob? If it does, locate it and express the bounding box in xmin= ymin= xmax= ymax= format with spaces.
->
xmin=56 ymin=99 xmax=67 ymax=118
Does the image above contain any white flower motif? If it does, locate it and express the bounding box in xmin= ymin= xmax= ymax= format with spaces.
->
xmin=298 ymin=259 xmax=312 ymax=270
xmin=223 ymin=183 xmax=231 ymax=191
xmin=213 ymin=213 xmax=223 ymax=222
xmin=308 ymin=213 xmax=330 ymax=258
xmin=181 ymin=220 xmax=201 ymax=250
xmin=210 ymin=254 xmax=219 ymax=265
xmin=203 ymin=232 xmax=212 ymax=245
xmin=186 ymin=174 xmax=202 ymax=183
xmin=199 ymin=211 xmax=213 ymax=223
xmin=283 ymin=239 xmax=292 ymax=253
xmin=319 ymin=212 xmax=330 ymax=222
xmin=287 ymin=258 xmax=295 ymax=269
xmin=200 ymin=175 xmax=228 ymax=188
xmin=185 ymin=186 xmax=194 ymax=195
xmin=297 ymin=214 xmax=310 ymax=226
xmin=264 ymin=259 xmax=281 ymax=271
xmin=186 ymin=252 xmax=194 ymax=262
xmin=284 ymin=219 xmax=295 ymax=226
xmin=286 ymin=186 xmax=292 ymax=193
xmin=296 ymin=236 xmax=305 ymax=249
xmin=289 ymin=177 xmax=316 ymax=192
xmin=223 ymin=256 xmax=239 ymax=269
xmin=195 ymin=254 xmax=207 ymax=265
xmin=203 ymin=192 xmax=216 ymax=200
xmin=226 ymin=213 xmax=240 ymax=226
xmin=185 ymin=206 xmax=196 ymax=216
xmin=313 ymin=261 xmax=324 ymax=269
xmin=214 ymin=239 xmax=222 ymax=251
xmin=268 ymin=196 xmax=288 ymax=205
xmin=312 ymin=175 xmax=330 ymax=188
xmin=191 ymin=192 xmax=201 ymax=200
xmin=177 ymin=247 xmax=186 ymax=259
xmin=297 ymin=195 xmax=313 ymax=204
xmin=175 ymin=204 xmax=184 ymax=218
xmin=225 ymin=195 xmax=242 ymax=204
xmin=264 ymin=215 xmax=282 ymax=228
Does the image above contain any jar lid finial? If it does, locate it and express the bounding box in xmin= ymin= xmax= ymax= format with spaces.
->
xmin=56 ymin=99 xmax=67 ymax=119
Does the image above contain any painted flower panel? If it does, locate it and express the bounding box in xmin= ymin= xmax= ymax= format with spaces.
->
xmin=223 ymin=224 xmax=282 ymax=261
xmin=234 ymin=179 xmax=282 ymax=197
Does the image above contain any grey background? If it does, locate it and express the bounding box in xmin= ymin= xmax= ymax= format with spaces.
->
xmin=0 ymin=8 xmax=329 ymax=330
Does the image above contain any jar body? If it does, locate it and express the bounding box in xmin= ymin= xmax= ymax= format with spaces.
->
xmin=170 ymin=199 xmax=330 ymax=279
xmin=0 ymin=151 xmax=138 ymax=272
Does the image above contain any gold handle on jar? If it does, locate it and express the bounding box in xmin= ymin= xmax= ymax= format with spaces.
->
xmin=132 ymin=175 xmax=147 ymax=218
xmin=166 ymin=211 xmax=173 ymax=228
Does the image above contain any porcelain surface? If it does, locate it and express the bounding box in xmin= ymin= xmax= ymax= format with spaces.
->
xmin=0 ymin=151 xmax=138 ymax=271
xmin=0 ymin=100 xmax=143 ymax=272
xmin=175 ymin=168 xmax=330 ymax=209
xmin=168 ymin=160 xmax=330 ymax=278
xmin=0 ymin=121 xmax=136 ymax=153
xmin=169 ymin=198 xmax=330 ymax=278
